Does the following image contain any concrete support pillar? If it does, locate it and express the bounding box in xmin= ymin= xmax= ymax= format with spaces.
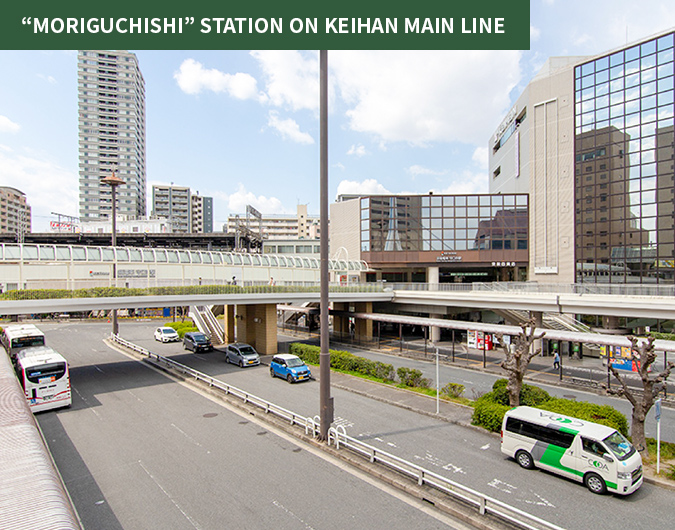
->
xmin=602 ymin=315 xmax=621 ymax=330
xmin=236 ymin=305 xmax=248 ymax=345
xmin=235 ymin=304 xmax=278 ymax=355
xmin=530 ymin=310 xmax=544 ymax=355
xmin=428 ymin=266 xmax=440 ymax=286
xmin=223 ymin=305 xmax=236 ymax=344
xmin=354 ymin=302 xmax=373 ymax=339
xmin=333 ymin=302 xmax=349 ymax=338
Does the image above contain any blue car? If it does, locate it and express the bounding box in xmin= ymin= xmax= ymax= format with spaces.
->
xmin=269 ymin=354 xmax=312 ymax=383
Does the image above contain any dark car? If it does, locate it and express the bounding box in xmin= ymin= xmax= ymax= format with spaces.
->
xmin=183 ymin=332 xmax=213 ymax=352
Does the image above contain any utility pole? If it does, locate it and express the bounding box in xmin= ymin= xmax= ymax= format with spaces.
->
xmin=319 ymin=50 xmax=333 ymax=440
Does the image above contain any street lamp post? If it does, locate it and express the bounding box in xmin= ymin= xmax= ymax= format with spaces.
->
xmin=319 ymin=50 xmax=333 ymax=440
xmin=101 ymin=170 xmax=124 ymax=335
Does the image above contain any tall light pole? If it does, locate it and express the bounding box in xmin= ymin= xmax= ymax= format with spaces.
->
xmin=319 ymin=50 xmax=333 ymax=440
xmin=101 ymin=170 xmax=124 ymax=335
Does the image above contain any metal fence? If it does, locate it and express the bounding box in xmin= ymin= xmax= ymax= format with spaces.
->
xmin=111 ymin=333 xmax=566 ymax=530
xmin=328 ymin=425 xmax=565 ymax=530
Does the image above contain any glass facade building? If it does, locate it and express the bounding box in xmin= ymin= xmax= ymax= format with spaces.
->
xmin=357 ymin=194 xmax=529 ymax=281
xmin=575 ymin=32 xmax=675 ymax=283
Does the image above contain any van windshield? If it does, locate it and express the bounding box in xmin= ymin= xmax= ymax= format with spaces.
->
xmin=603 ymin=431 xmax=635 ymax=461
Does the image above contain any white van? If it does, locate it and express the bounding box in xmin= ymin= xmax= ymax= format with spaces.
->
xmin=501 ymin=406 xmax=643 ymax=495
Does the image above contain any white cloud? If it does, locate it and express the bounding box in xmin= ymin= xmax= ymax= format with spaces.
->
xmin=336 ymin=178 xmax=391 ymax=199
xmin=251 ymin=50 xmax=319 ymax=111
xmin=174 ymin=58 xmax=262 ymax=100
xmin=330 ymin=50 xmax=522 ymax=146
xmin=347 ymin=144 xmax=367 ymax=157
xmin=267 ymin=111 xmax=314 ymax=144
xmin=0 ymin=116 xmax=20 ymax=134
xmin=37 ymin=74 xmax=57 ymax=84
xmin=435 ymin=171 xmax=489 ymax=195
xmin=472 ymin=147 xmax=489 ymax=170
xmin=406 ymin=165 xmax=447 ymax=177
xmin=530 ymin=25 xmax=541 ymax=41
xmin=333 ymin=162 xmax=346 ymax=171
xmin=0 ymin=146 xmax=77 ymax=231
xmin=214 ymin=183 xmax=289 ymax=215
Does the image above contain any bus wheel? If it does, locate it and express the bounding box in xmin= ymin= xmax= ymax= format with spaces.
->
xmin=584 ymin=473 xmax=607 ymax=494
xmin=516 ymin=450 xmax=535 ymax=469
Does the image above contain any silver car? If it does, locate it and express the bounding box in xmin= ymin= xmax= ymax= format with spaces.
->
xmin=225 ymin=343 xmax=260 ymax=368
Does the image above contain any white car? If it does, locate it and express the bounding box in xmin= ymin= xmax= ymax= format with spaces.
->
xmin=154 ymin=327 xmax=180 ymax=343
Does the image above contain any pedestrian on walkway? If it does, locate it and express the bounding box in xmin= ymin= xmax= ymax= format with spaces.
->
xmin=553 ymin=351 xmax=560 ymax=370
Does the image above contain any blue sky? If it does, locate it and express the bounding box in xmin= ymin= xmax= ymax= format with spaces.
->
xmin=1 ymin=1 xmax=675 ymax=232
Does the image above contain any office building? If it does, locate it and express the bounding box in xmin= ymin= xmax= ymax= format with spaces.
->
xmin=0 ymin=186 xmax=31 ymax=237
xmin=78 ymin=50 xmax=146 ymax=221
xmin=489 ymin=28 xmax=675 ymax=284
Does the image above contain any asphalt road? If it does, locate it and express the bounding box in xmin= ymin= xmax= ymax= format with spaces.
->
xmin=304 ymin=339 xmax=675 ymax=442
xmin=35 ymin=321 xmax=465 ymax=530
xmin=105 ymin=320 xmax=675 ymax=530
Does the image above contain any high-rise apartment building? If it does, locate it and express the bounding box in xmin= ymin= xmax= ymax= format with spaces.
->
xmin=489 ymin=29 xmax=675 ymax=284
xmin=191 ymin=193 xmax=213 ymax=233
xmin=152 ymin=185 xmax=191 ymax=233
xmin=0 ymin=186 xmax=31 ymax=237
xmin=151 ymin=185 xmax=213 ymax=233
xmin=78 ymin=50 xmax=146 ymax=221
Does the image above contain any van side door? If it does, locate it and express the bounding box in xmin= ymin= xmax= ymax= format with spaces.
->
xmin=579 ymin=437 xmax=615 ymax=484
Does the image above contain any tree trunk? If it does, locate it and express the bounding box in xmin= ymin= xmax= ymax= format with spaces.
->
xmin=631 ymin=408 xmax=648 ymax=456
xmin=508 ymin=372 xmax=522 ymax=406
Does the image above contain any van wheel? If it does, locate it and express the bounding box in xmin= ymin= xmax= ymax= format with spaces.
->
xmin=585 ymin=473 xmax=607 ymax=494
xmin=516 ymin=450 xmax=535 ymax=469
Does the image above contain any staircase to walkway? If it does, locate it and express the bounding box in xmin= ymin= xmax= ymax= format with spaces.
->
xmin=190 ymin=306 xmax=225 ymax=345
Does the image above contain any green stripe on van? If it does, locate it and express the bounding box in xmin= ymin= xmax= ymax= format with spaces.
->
xmin=539 ymin=444 xmax=583 ymax=478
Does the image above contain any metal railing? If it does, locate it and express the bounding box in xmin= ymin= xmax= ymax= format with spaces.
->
xmin=110 ymin=334 xmax=319 ymax=436
xmin=111 ymin=333 xmax=566 ymax=530
xmin=388 ymin=281 xmax=675 ymax=297
xmin=328 ymin=425 xmax=565 ymax=530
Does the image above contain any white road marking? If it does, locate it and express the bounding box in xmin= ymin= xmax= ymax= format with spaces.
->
xmin=523 ymin=492 xmax=555 ymax=507
xmin=94 ymin=366 xmax=104 ymax=373
xmin=480 ymin=443 xmax=490 ymax=450
xmin=387 ymin=442 xmax=397 ymax=448
xmin=272 ymin=500 xmax=315 ymax=529
xmin=139 ymin=460 xmax=202 ymax=529
xmin=414 ymin=452 xmax=466 ymax=475
xmin=487 ymin=478 xmax=517 ymax=494
xmin=171 ymin=423 xmax=202 ymax=448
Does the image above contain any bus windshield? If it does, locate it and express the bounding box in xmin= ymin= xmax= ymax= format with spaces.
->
xmin=603 ymin=431 xmax=635 ymax=461
xmin=12 ymin=336 xmax=45 ymax=348
xmin=25 ymin=363 xmax=67 ymax=384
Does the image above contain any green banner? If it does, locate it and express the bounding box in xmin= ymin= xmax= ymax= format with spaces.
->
xmin=2 ymin=0 xmax=530 ymax=50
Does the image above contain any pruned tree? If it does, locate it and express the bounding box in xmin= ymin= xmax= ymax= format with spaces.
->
xmin=604 ymin=336 xmax=675 ymax=456
xmin=495 ymin=318 xmax=546 ymax=406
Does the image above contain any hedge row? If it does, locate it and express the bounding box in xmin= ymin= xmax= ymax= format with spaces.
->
xmin=471 ymin=379 xmax=629 ymax=436
xmin=0 ymin=283 xmax=384 ymax=301
xmin=164 ymin=320 xmax=198 ymax=338
xmin=289 ymin=343 xmax=396 ymax=382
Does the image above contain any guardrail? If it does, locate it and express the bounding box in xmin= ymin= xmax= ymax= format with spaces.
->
xmin=328 ymin=425 xmax=565 ymax=530
xmin=110 ymin=334 xmax=320 ymax=436
xmin=112 ymin=333 xmax=566 ymax=530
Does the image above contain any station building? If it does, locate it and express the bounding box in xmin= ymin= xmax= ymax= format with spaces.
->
xmin=490 ymin=28 xmax=675 ymax=285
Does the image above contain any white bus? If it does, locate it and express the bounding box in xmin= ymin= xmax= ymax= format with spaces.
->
xmin=1 ymin=324 xmax=46 ymax=361
xmin=15 ymin=347 xmax=71 ymax=413
xmin=501 ymin=406 xmax=643 ymax=495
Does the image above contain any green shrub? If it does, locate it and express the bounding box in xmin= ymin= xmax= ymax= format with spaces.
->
xmin=488 ymin=378 xmax=551 ymax=407
xmin=471 ymin=396 xmax=510 ymax=432
xmin=397 ymin=367 xmax=430 ymax=388
xmin=646 ymin=438 xmax=675 ymax=461
xmin=289 ymin=343 xmax=396 ymax=382
xmin=440 ymin=382 xmax=465 ymax=399
xmin=164 ymin=321 xmax=197 ymax=338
